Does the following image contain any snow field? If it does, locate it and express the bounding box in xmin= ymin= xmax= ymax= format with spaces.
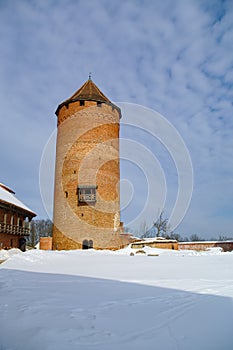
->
xmin=0 ymin=247 xmax=233 ymax=350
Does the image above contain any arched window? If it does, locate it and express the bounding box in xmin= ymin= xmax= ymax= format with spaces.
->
xmin=82 ymin=239 xmax=89 ymax=250
xmin=82 ymin=239 xmax=93 ymax=249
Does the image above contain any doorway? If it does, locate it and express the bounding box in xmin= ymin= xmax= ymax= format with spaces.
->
xmin=19 ymin=237 xmax=26 ymax=252
xmin=82 ymin=239 xmax=93 ymax=249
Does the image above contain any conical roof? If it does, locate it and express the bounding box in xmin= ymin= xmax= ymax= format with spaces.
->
xmin=68 ymin=79 xmax=111 ymax=103
xmin=55 ymin=78 xmax=120 ymax=116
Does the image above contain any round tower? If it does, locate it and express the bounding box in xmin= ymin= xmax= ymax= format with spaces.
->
xmin=52 ymin=78 xmax=124 ymax=250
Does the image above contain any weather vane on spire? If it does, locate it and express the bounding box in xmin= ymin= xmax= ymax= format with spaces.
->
xmin=89 ymin=72 xmax=92 ymax=80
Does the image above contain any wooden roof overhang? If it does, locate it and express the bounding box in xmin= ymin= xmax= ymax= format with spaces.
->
xmin=0 ymin=199 xmax=36 ymax=220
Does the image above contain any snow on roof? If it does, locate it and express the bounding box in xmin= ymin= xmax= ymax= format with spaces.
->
xmin=0 ymin=183 xmax=15 ymax=194
xmin=0 ymin=183 xmax=36 ymax=216
xmin=181 ymin=240 xmax=233 ymax=244
xmin=133 ymin=237 xmax=177 ymax=244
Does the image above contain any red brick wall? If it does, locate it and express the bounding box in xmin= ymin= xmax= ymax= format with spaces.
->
xmin=131 ymin=241 xmax=178 ymax=250
xmin=178 ymin=241 xmax=233 ymax=252
xmin=52 ymin=100 xmax=132 ymax=250
xmin=40 ymin=237 xmax=52 ymax=250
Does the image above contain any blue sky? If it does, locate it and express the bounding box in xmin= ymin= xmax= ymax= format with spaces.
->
xmin=0 ymin=0 xmax=233 ymax=238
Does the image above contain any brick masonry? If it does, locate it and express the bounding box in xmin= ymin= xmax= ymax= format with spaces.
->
xmin=52 ymin=100 xmax=131 ymax=250
xmin=178 ymin=241 xmax=233 ymax=252
xmin=40 ymin=237 xmax=53 ymax=250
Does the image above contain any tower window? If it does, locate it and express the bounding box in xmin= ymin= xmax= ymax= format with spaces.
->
xmin=65 ymin=191 xmax=68 ymax=198
xmin=97 ymin=101 xmax=102 ymax=107
xmin=77 ymin=185 xmax=97 ymax=203
xmin=80 ymin=100 xmax=85 ymax=106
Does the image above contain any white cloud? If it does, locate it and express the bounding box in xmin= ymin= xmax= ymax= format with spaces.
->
xmin=0 ymin=0 xmax=232 ymax=238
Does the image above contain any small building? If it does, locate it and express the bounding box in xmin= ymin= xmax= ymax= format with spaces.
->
xmin=131 ymin=237 xmax=178 ymax=250
xmin=0 ymin=183 xmax=36 ymax=251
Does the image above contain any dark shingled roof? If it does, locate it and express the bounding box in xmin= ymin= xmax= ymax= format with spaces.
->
xmin=55 ymin=79 xmax=121 ymax=116
xmin=68 ymin=79 xmax=111 ymax=103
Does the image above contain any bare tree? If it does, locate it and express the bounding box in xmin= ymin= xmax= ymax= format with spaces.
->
xmin=140 ymin=211 xmax=172 ymax=238
xmin=154 ymin=211 xmax=170 ymax=237
xmin=27 ymin=221 xmax=39 ymax=248
xmin=139 ymin=220 xmax=149 ymax=238
xmin=167 ymin=232 xmax=182 ymax=241
xmin=190 ymin=234 xmax=204 ymax=242
xmin=27 ymin=219 xmax=53 ymax=248
xmin=217 ymin=234 xmax=233 ymax=241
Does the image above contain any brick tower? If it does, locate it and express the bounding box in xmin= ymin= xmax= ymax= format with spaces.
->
xmin=52 ymin=77 xmax=127 ymax=250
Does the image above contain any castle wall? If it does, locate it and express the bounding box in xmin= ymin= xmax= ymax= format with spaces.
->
xmin=178 ymin=241 xmax=233 ymax=252
xmin=131 ymin=240 xmax=178 ymax=250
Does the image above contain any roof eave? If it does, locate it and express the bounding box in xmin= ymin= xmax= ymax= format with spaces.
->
xmin=0 ymin=199 xmax=36 ymax=218
xmin=55 ymin=99 xmax=122 ymax=118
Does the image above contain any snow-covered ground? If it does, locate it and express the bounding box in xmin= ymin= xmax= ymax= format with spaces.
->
xmin=0 ymin=247 xmax=233 ymax=350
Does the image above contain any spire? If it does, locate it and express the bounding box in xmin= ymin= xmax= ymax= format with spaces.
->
xmin=88 ymin=72 xmax=92 ymax=80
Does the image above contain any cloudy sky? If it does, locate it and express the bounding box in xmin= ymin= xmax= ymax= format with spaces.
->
xmin=0 ymin=0 xmax=233 ymax=238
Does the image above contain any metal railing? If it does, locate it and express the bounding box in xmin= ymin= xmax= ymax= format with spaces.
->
xmin=79 ymin=193 xmax=96 ymax=202
xmin=0 ymin=222 xmax=30 ymax=236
